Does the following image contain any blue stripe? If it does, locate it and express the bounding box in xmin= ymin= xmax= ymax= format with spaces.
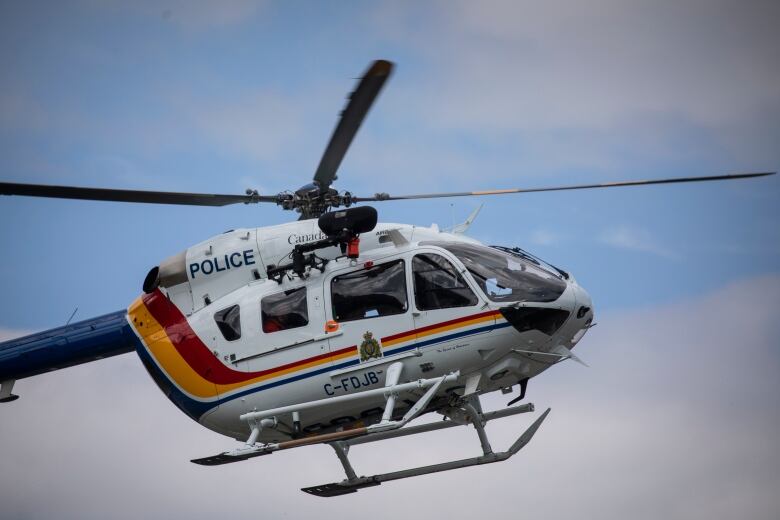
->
xmin=384 ymin=321 xmax=512 ymax=357
xmin=133 ymin=336 xmax=214 ymax=421
xmin=225 ymin=358 xmax=360 ymax=400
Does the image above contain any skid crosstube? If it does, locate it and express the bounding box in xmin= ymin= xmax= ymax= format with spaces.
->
xmin=302 ymin=407 xmax=551 ymax=497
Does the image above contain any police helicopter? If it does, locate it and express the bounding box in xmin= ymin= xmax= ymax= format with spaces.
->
xmin=0 ymin=60 xmax=774 ymax=497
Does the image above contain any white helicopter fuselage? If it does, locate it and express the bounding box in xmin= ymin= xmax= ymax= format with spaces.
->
xmin=127 ymin=219 xmax=593 ymax=442
xmin=0 ymin=56 xmax=768 ymax=495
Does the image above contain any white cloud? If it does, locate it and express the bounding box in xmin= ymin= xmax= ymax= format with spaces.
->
xmin=375 ymin=1 xmax=780 ymax=132
xmin=161 ymin=0 xmax=263 ymax=29
xmin=0 ymin=327 xmax=32 ymax=342
xmin=530 ymin=228 xmax=561 ymax=246
xmin=1 ymin=275 xmax=778 ymax=518
xmin=364 ymin=0 xmax=780 ymax=179
xmin=0 ymin=89 xmax=50 ymax=134
xmin=599 ymin=224 xmax=677 ymax=259
xmin=97 ymin=0 xmax=265 ymax=30
xmin=178 ymin=89 xmax=306 ymax=164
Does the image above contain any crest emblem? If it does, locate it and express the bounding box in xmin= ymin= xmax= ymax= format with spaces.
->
xmin=359 ymin=331 xmax=382 ymax=362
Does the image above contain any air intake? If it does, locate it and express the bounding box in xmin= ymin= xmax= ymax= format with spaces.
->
xmin=500 ymin=307 xmax=570 ymax=336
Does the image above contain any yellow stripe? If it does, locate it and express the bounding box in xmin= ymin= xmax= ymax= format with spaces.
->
xmin=129 ymin=297 xmax=219 ymax=398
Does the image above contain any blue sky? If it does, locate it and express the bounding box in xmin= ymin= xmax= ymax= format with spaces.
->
xmin=0 ymin=2 xmax=778 ymax=518
xmin=0 ymin=1 xmax=777 ymax=330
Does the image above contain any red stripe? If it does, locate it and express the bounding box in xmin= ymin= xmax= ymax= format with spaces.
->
xmin=381 ymin=310 xmax=499 ymax=343
xmin=142 ymin=290 xmax=356 ymax=385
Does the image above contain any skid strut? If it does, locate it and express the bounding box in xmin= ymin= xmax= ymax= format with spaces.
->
xmin=192 ymin=371 xmax=459 ymax=466
xmin=0 ymin=379 xmax=19 ymax=403
xmin=301 ymin=403 xmax=550 ymax=497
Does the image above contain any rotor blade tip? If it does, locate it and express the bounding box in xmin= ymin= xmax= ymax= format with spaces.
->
xmin=369 ymin=60 xmax=394 ymax=76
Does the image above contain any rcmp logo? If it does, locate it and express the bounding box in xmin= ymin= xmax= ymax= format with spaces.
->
xmin=359 ymin=331 xmax=382 ymax=362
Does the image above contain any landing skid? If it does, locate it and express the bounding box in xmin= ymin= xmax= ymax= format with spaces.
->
xmin=302 ymin=405 xmax=550 ymax=497
xmin=191 ymin=367 xmax=550 ymax=495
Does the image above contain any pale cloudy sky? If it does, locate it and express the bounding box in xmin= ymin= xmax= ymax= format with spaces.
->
xmin=1 ymin=276 xmax=778 ymax=519
xmin=0 ymin=1 xmax=778 ymax=518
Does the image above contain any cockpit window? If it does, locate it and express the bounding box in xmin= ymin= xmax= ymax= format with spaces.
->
xmin=262 ymin=287 xmax=309 ymax=333
xmin=214 ymin=305 xmax=241 ymax=341
xmin=424 ymin=242 xmax=567 ymax=303
xmin=413 ymin=253 xmax=478 ymax=310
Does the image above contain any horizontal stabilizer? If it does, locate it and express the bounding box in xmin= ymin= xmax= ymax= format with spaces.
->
xmin=0 ymin=310 xmax=136 ymax=384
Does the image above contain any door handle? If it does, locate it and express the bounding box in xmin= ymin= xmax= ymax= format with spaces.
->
xmin=313 ymin=330 xmax=343 ymax=341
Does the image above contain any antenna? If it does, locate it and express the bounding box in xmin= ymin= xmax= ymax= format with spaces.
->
xmin=65 ymin=307 xmax=79 ymax=326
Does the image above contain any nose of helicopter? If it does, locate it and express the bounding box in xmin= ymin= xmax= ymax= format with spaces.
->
xmin=568 ymin=280 xmax=594 ymax=347
xmin=574 ymin=281 xmax=593 ymax=317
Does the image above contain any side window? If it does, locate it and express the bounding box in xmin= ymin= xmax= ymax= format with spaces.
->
xmin=262 ymin=287 xmax=309 ymax=333
xmin=332 ymin=260 xmax=407 ymax=322
xmin=214 ymin=305 xmax=241 ymax=341
xmin=413 ymin=253 xmax=478 ymax=310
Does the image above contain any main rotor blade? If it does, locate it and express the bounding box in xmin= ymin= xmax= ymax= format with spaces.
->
xmin=0 ymin=182 xmax=278 ymax=206
xmin=313 ymin=60 xmax=393 ymax=190
xmin=352 ymin=172 xmax=775 ymax=202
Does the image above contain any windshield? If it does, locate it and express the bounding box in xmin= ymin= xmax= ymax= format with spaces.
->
xmin=425 ymin=242 xmax=567 ymax=303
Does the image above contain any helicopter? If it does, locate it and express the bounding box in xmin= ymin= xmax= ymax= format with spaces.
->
xmin=0 ymin=60 xmax=774 ymax=497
